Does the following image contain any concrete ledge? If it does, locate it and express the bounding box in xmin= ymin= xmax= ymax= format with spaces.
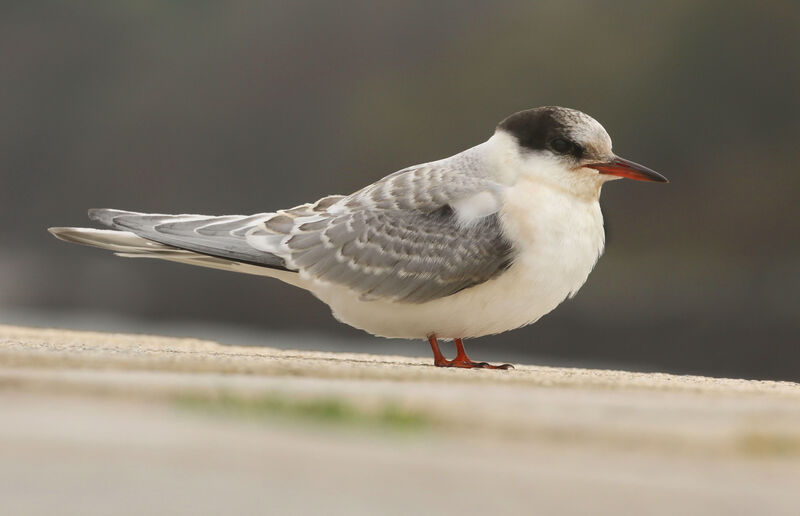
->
xmin=4 ymin=324 xmax=799 ymax=393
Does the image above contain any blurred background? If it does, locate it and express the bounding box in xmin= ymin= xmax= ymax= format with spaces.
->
xmin=1 ymin=1 xmax=798 ymax=380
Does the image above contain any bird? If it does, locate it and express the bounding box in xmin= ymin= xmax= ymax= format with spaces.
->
xmin=49 ymin=106 xmax=667 ymax=370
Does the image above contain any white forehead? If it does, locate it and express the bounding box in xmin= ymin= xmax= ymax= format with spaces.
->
xmin=564 ymin=110 xmax=613 ymax=157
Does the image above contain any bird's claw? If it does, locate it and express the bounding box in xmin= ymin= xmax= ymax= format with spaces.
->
xmin=434 ymin=359 xmax=514 ymax=370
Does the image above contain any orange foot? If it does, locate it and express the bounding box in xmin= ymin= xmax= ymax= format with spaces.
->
xmin=427 ymin=335 xmax=514 ymax=370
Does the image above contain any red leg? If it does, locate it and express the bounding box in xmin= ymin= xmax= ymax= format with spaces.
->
xmin=453 ymin=338 xmax=471 ymax=362
xmin=427 ymin=334 xmax=513 ymax=370
xmin=428 ymin=334 xmax=450 ymax=367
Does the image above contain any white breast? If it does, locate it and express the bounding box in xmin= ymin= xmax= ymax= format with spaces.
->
xmin=307 ymin=176 xmax=605 ymax=340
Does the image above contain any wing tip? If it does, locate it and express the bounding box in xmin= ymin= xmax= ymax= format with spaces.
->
xmin=88 ymin=208 xmax=138 ymax=228
xmin=48 ymin=226 xmax=69 ymax=241
xmin=88 ymin=208 xmax=117 ymax=226
xmin=47 ymin=226 xmax=94 ymax=245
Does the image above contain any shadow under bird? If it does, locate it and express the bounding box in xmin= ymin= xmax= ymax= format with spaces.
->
xmin=50 ymin=106 xmax=667 ymax=369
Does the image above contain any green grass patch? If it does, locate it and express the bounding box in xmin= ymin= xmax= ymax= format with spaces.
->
xmin=176 ymin=392 xmax=430 ymax=432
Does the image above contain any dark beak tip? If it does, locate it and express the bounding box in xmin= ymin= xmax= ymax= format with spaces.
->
xmin=650 ymin=171 xmax=670 ymax=183
xmin=639 ymin=172 xmax=669 ymax=184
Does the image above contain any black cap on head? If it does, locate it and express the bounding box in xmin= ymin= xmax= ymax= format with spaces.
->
xmin=497 ymin=106 xmax=594 ymax=160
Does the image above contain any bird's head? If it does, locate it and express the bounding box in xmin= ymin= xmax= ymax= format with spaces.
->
xmin=495 ymin=106 xmax=667 ymax=195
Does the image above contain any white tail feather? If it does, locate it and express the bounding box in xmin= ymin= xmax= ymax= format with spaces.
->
xmin=47 ymin=227 xmax=304 ymax=285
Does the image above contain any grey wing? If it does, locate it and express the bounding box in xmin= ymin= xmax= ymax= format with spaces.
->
xmin=87 ymin=198 xmax=343 ymax=270
xmin=247 ymin=162 xmax=515 ymax=303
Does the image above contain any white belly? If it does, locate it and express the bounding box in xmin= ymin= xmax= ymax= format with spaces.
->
xmin=306 ymin=180 xmax=606 ymax=340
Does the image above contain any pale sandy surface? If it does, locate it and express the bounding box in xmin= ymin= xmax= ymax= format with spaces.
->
xmin=1 ymin=324 xmax=800 ymax=515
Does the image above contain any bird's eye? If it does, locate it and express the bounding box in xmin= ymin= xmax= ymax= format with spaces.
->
xmin=550 ymin=138 xmax=574 ymax=154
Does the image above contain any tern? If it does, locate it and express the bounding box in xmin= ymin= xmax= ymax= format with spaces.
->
xmin=50 ymin=106 xmax=667 ymax=369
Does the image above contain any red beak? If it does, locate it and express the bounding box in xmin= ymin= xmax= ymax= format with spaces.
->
xmin=587 ymin=156 xmax=668 ymax=183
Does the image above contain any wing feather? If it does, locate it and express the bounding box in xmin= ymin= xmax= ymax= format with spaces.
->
xmin=248 ymin=160 xmax=515 ymax=303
